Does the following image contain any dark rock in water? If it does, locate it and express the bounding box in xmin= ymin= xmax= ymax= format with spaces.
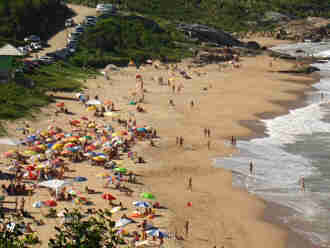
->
xmin=296 ymin=49 xmax=304 ymax=53
xmin=177 ymin=23 xmax=243 ymax=47
xmin=244 ymin=41 xmax=261 ymax=50
xmin=306 ymin=66 xmax=320 ymax=73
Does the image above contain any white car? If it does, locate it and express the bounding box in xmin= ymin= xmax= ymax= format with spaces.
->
xmin=17 ymin=47 xmax=29 ymax=56
xmin=31 ymin=42 xmax=42 ymax=50
xmin=67 ymin=37 xmax=79 ymax=43
xmin=65 ymin=18 xmax=75 ymax=28
xmin=97 ymin=3 xmax=116 ymax=13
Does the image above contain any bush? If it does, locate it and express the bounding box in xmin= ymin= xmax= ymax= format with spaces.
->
xmin=71 ymin=15 xmax=189 ymax=68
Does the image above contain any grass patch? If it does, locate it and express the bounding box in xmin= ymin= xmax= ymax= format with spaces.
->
xmin=0 ymin=61 xmax=96 ymax=123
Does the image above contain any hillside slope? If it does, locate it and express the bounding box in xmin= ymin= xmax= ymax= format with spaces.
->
xmin=0 ymin=0 xmax=74 ymax=46
xmin=66 ymin=0 xmax=330 ymax=32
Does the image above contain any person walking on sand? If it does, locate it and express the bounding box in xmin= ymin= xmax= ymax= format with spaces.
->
xmin=176 ymin=136 xmax=179 ymax=146
xmin=204 ymin=128 xmax=207 ymax=137
xmin=301 ymin=177 xmax=305 ymax=192
xmin=188 ymin=177 xmax=192 ymax=191
xmin=179 ymin=136 xmax=184 ymax=146
xmin=190 ymin=100 xmax=194 ymax=108
xmin=172 ymin=85 xmax=176 ymax=93
xmin=249 ymin=161 xmax=254 ymax=175
xmin=231 ymin=136 xmax=235 ymax=145
xmin=207 ymin=128 xmax=211 ymax=138
xmin=207 ymin=140 xmax=211 ymax=150
xmin=185 ymin=220 xmax=189 ymax=236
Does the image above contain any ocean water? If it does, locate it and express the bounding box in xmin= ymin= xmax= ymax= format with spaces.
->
xmin=214 ymin=42 xmax=330 ymax=247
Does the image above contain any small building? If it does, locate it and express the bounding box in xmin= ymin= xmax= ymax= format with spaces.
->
xmin=0 ymin=44 xmax=22 ymax=83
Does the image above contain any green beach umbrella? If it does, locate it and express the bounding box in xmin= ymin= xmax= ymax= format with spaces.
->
xmin=0 ymin=195 xmax=5 ymax=201
xmin=141 ymin=192 xmax=155 ymax=200
xmin=114 ymin=167 xmax=127 ymax=173
xmin=84 ymin=135 xmax=93 ymax=140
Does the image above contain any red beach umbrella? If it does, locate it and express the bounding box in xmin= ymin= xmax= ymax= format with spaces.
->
xmin=44 ymin=200 xmax=57 ymax=207
xmin=56 ymin=102 xmax=65 ymax=108
xmin=102 ymin=193 xmax=116 ymax=201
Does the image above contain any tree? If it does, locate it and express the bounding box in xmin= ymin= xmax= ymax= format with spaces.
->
xmin=48 ymin=208 xmax=121 ymax=248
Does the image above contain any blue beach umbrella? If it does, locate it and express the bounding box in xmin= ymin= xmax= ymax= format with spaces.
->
xmin=74 ymin=176 xmax=87 ymax=182
xmin=146 ymin=229 xmax=168 ymax=238
xmin=133 ymin=201 xmax=151 ymax=208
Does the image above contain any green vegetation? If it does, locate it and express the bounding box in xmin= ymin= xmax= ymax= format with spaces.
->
xmin=0 ymin=61 xmax=98 ymax=121
xmin=0 ymin=208 xmax=121 ymax=247
xmin=66 ymin=0 xmax=330 ymax=32
xmin=0 ymin=0 xmax=74 ymax=47
xmin=70 ymin=15 xmax=193 ymax=67
xmin=49 ymin=208 xmax=121 ymax=248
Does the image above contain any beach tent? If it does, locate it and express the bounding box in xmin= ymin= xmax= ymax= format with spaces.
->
xmin=38 ymin=179 xmax=72 ymax=197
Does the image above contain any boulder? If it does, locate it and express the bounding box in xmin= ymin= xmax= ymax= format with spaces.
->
xmin=261 ymin=11 xmax=292 ymax=24
xmin=306 ymin=66 xmax=320 ymax=73
xmin=244 ymin=41 xmax=261 ymax=50
xmin=177 ymin=23 xmax=243 ymax=47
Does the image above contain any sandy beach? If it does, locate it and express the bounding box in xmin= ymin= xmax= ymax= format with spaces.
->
xmin=0 ymin=35 xmax=319 ymax=248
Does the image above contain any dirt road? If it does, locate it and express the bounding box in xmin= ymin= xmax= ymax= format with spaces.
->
xmin=38 ymin=4 xmax=96 ymax=56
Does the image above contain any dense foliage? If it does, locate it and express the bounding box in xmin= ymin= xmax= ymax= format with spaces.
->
xmin=70 ymin=15 xmax=192 ymax=67
xmin=65 ymin=0 xmax=330 ymax=32
xmin=0 ymin=0 xmax=74 ymax=46
xmin=49 ymin=208 xmax=121 ymax=248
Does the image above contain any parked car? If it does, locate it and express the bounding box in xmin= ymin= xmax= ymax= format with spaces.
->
xmin=69 ymin=32 xmax=81 ymax=38
xmin=30 ymin=42 xmax=42 ymax=51
xmin=17 ymin=46 xmax=29 ymax=56
xmin=85 ymin=16 xmax=97 ymax=21
xmin=65 ymin=18 xmax=75 ymax=28
xmin=39 ymin=56 xmax=55 ymax=64
xmin=24 ymin=35 xmax=41 ymax=43
xmin=96 ymin=4 xmax=116 ymax=13
xmin=67 ymin=37 xmax=79 ymax=43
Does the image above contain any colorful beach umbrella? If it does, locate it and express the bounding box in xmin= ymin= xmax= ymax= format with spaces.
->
xmin=146 ymin=229 xmax=168 ymax=238
xmin=102 ymin=193 xmax=116 ymax=201
xmin=56 ymin=102 xmax=65 ymax=107
xmin=141 ymin=192 xmax=155 ymax=200
xmin=74 ymin=176 xmax=87 ymax=182
xmin=114 ymin=167 xmax=127 ymax=174
xmin=133 ymin=201 xmax=151 ymax=208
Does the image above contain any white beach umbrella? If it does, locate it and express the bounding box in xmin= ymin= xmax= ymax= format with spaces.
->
xmin=86 ymin=99 xmax=101 ymax=105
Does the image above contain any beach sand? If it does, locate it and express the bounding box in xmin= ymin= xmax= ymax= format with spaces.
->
xmin=0 ymin=32 xmax=318 ymax=248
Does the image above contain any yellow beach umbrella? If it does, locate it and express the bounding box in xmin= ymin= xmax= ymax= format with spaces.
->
xmin=23 ymin=150 xmax=37 ymax=156
xmin=92 ymin=156 xmax=106 ymax=162
xmin=87 ymin=106 xmax=96 ymax=111
xmin=96 ymin=172 xmax=110 ymax=178
xmin=104 ymin=112 xmax=120 ymax=118
xmin=52 ymin=143 xmax=63 ymax=150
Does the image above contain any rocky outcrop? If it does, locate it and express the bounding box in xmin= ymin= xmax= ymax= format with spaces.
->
xmin=177 ymin=23 xmax=243 ymax=47
xmin=261 ymin=11 xmax=293 ymax=24
xmin=177 ymin=23 xmax=262 ymax=49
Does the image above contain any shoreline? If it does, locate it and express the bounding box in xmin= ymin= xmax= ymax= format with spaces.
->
xmin=239 ymin=72 xmax=320 ymax=141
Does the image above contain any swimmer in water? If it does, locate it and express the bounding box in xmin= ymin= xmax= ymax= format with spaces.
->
xmin=249 ymin=161 xmax=253 ymax=175
xmin=301 ymin=177 xmax=305 ymax=192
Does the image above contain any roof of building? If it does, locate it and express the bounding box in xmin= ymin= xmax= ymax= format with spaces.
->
xmin=0 ymin=44 xmax=22 ymax=56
